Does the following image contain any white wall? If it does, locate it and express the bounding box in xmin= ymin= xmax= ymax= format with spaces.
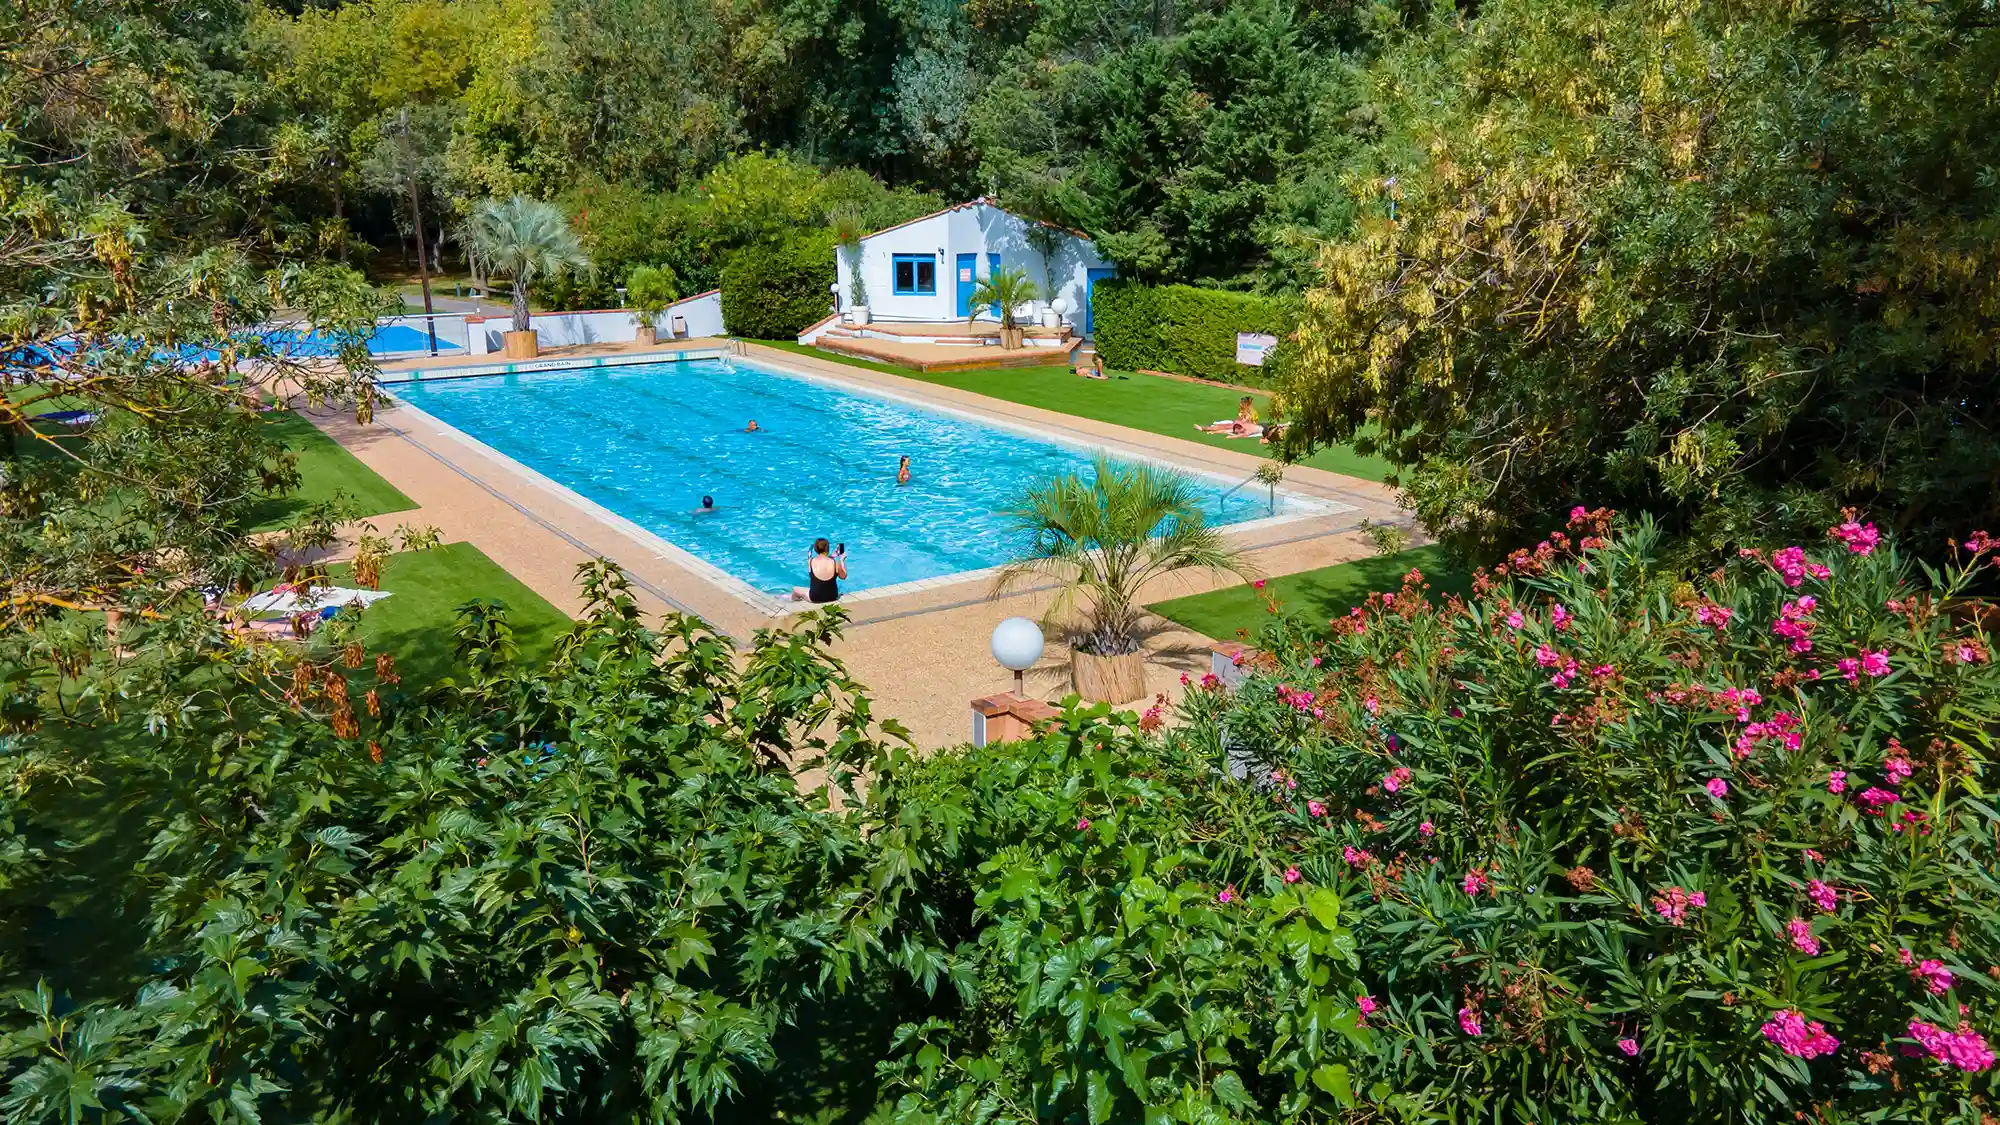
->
xmin=465 ymin=290 xmax=725 ymax=354
xmin=837 ymin=203 xmax=1115 ymax=332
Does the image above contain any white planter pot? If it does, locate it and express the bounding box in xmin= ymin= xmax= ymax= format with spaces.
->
xmin=849 ymin=305 xmax=871 ymax=326
xmin=1040 ymin=308 xmax=1060 ymax=328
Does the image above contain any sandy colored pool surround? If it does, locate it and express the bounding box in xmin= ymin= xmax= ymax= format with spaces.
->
xmin=316 ymin=341 xmax=1409 ymax=747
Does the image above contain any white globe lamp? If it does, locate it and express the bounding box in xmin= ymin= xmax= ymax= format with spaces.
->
xmin=990 ymin=616 xmax=1045 ymax=696
xmin=1051 ymin=296 xmax=1072 ymax=316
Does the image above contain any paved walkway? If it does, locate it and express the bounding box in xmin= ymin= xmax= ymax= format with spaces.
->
xmin=307 ymin=342 xmax=1409 ymax=748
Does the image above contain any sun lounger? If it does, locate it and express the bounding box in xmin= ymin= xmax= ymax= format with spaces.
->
xmin=238 ymin=586 xmax=394 ymax=618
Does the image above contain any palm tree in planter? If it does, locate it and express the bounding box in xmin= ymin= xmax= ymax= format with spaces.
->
xmin=463 ymin=195 xmax=591 ymax=358
xmin=996 ymin=456 xmax=1256 ymax=703
xmin=967 ymin=266 xmax=1039 ymax=348
xmin=625 ymin=264 xmax=678 ymax=346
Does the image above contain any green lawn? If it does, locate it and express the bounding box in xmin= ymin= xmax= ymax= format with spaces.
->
xmin=325 ymin=541 xmax=574 ymax=687
xmin=753 ymin=340 xmax=1391 ymax=481
xmin=248 ymin=411 xmax=415 ymax=531
xmin=1148 ymin=544 xmax=1469 ymax=641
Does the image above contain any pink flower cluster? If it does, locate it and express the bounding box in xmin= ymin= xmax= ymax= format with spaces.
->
xmin=1901 ymin=950 xmax=1955 ymax=994
xmin=1458 ymin=1007 xmax=1483 ymax=1037
xmin=1771 ymin=596 xmax=1818 ymax=654
xmin=1837 ymin=649 xmax=1891 ymax=683
xmin=1715 ymin=685 xmax=1763 ymax=722
xmin=1275 ymin=684 xmax=1323 ymax=718
xmin=1462 ymin=869 xmax=1489 ymax=896
xmin=1382 ymin=766 xmax=1412 ymax=793
xmin=1551 ymin=604 xmax=1571 ymax=630
xmin=1909 ymin=1020 xmax=1996 ymax=1072
xmin=1770 ymin=546 xmax=1832 ymax=588
xmin=1705 ymin=777 xmax=1729 ymax=801
xmin=1343 ymin=845 xmax=1373 ymax=868
xmin=1857 ymin=786 xmax=1901 ymax=815
xmin=1307 ymin=799 xmax=1327 ymax=817
xmin=1786 ymin=918 xmax=1821 ymax=955
xmin=1807 ymin=879 xmax=1838 ymax=913
xmin=1885 ymin=755 xmax=1913 ymax=785
xmin=1826 ymin=769 xmax=1847 ymax=793
xmin=1356 ymin=994 xmax=1378 ymax=1022
xmin=1761 ymin=1009 xmax=1839 ymax=1059
xmin=1734 ymin=711 xmax=1802 ymax=759
xmin=1283 ymin=865 xmax=1302 ymax=884
xmin=1831 ymin=520 xmax=1880 ymax=556
xmin=1651 ymin=886 xmax=1707 ymax=926
xmin=1617 ymin=1037 xmax=1640 ymax=1056
xmin=1695 ymin=603 xmax=1734 ymax=631
xmin=1217 ymin=886 xmax=1235 ymax=904
xmin=1534 ymin=643 xmax=1582 ymax=688
xmin=1504 ymin=610 xmax=1524 ymax=630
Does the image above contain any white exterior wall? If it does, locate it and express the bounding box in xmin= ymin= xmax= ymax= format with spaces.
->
xmin=465 ymin=290 xmax=725 ymax=354
xmin=836 ymin=202 xmax=1114 ymax=332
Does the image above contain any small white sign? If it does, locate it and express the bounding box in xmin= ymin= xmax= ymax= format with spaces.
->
xmin=1236 ymin=332 xmax=1278 ymax=366
xmin=959 ymin=267 xmax=973 ymax=282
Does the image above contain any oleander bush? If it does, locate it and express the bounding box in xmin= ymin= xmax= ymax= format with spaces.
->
xmin=1186 ymin=510 xmax=2000 ymax=1121
xmin=719 ymin=229 xmax=838 ymax=339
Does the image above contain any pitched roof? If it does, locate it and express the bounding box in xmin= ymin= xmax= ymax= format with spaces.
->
xmin=860 ymin=197 xmax=1092 ymax=243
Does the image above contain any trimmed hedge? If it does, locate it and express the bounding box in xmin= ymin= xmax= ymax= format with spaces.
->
xmin=1092 ymin=281 xmax=1295 ymax=384
xmin=720 ymin=230 xmax=837 ymax=339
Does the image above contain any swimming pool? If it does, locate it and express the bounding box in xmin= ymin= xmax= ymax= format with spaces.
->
xmin=390 ymin=358 xmax=1306 ymax=597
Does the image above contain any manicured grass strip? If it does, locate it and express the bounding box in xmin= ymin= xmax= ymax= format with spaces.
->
xmin=249 ymin=411 xmax=415 ymax=531
xmin=327 ymin=541 xmax=573 ymax=688
xmin=1148 ymin=544 xmax=1469 ymax=641
xmin=750 ymin=339 xmax=1391 ymax=482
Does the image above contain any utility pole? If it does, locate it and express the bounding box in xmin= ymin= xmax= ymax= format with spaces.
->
xmin=397 ymin=107 xmax=439 ymax=355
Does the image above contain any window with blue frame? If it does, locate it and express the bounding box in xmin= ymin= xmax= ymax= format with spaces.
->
xmin=892 ymin=254 xmax=937 ymax=296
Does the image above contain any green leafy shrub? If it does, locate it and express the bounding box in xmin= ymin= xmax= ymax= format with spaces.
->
xmin=1092 ymin=281 xmax=1295 ymax=385
xmin=720 ymin=230 xmax=837 ymax=339
xmin=1192 ymin=511 xmax=2000 ymax=1120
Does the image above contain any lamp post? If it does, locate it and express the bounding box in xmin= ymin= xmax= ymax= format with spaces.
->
xmin=990 ymin=617 xmax=1045 ymax=696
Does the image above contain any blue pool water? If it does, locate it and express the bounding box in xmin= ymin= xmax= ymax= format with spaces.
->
xmin=391 ymin=359 xmax=1293 ymax=595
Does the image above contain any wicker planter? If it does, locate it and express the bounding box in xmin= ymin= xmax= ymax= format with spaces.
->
xmin=502 ymin=330 xmax=539 ymax=359
xmin=1001 ymin=325 xmax=1025 ymax=349
xmin=635 ymin=325 xmax=657 ymax=347
xmin=1072 ymin=649 xmax=1146 ymax=703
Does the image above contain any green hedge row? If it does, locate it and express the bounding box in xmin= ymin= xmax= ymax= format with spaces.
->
xmin=720 ymin=230 xmax=837 ymax=339
xmin=1092 ymin=281 xmax=1296 ymax=384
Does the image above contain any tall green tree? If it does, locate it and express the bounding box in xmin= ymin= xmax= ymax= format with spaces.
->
xmin=1279 ymin=0 xmax=2000 ymax=562
xmin=463 ymin=194 xmax=592 ymax=332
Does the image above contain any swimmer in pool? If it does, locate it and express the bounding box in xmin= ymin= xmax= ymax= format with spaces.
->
xmin=896 ymin=455 xmax=912 ymax=485
xmin=692 ymin=494 xmax=718 ymax=515
xmin=745 ymin=420 xmax=761 ymax=432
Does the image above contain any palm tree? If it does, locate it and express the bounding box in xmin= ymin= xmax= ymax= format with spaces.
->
xmin=995 ymin=456 xmax=1257 ymax=658
xmin=968 ymin=266 xmax=1039 ymax=344
xmin=462 ymin=195 xmax=591 ymax=334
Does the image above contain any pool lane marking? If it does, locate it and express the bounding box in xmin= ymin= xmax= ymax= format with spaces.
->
xmin=370 ymin=411 xmax=746 ymax=645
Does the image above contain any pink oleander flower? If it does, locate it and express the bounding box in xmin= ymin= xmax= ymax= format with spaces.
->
xmin=1535 ymin=644 xmax=1560 ymax=668
xmin=1770 ymin=546 xmax=1815 ymax=588
xmin=1910 ymin=1020 xmax=1996 ymax=1073
xmin=1570 ymin=505 xmax=1588 ymax=520
xmin=1807 ymin=879 xmax=1837 ymax=913
xmin=1283 ymin=865 xmax=1302 ymax=884
xmin=1617 ymin=1037 xmax=1639 ymax=1057
xmin=1913 ymin=959 xmax=1955 ymax=995
xmin=1179 ymin=671 xmax=1191 ymax=686
xmin=1382 ymin=766 xmax=1412 ymax=793
xmin=1504 ymin=611 xmax=1524 ymax=630
xmin=1076 ymin=817 xmax=1090 ymax=831
xmin=1343 ymin=845 xmax=1372 ymax=868
xmin=1837 ymin=657 xmax=1860 ymax=683
xmin=1419 ymin=820 xmax=1435 ymax=838
xmin=1307 ymin=800 xmax=1327 ymax=818
xmin=1200 ymin=673 xmax=1221 ymax=689
xmin=1651 ymin=886 xmax=1705 ymax=926
xmin=1696 ymin=603 xmax=1734 ymax=630
xmin=1787 ymin=917 xmax=1821 ymax=955
xmin=1831 ymin=520 xmax=1881 ymax=555
xmin=1590 ymin=663 xmax=1615 ymax=678
xmin=1900 ymin=948 xmax=1915 ymax=966
xmin=1551 ymin=604 xmax=1570 ymax=630
xmin=1857 ymin=787 xmax=1900 ymax=814
xmin=1827 ymin=769 xmax=1848 ymax=793
xmin=1706 ymin=777 xmax=1729 ymax=800
xmin=1761 ymin=1009 xmax=1839 ymax=1059
xmin=1957 ymin=641 xmax=1986 ymax=664
xmin=1217 ymin=886 xmax=1235 ymax=904
xmin=1462 ymin=870 xmax=1489 ymax=896
xmin=1885 ymin=756 xmax=1913 ymax=785
xmin=1772 ymin=596 xmax=1818 ymax=653
xmin=1861 ymin=650 xmax=1891 ymax=677
xmin=1253 ymin=579 xmax=1266 ymax=590
xmin=1363 ymin=695 xmax=1380 ymax=714
xmin=1458 ymin=1006 xmax=1483 ymax=1037
xmin=1357 ymin=994 xmax=1378 ymax=1016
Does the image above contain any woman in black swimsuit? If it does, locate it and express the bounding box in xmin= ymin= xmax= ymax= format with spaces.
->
xmin=790 ymin=538 xmax=847 ymax=603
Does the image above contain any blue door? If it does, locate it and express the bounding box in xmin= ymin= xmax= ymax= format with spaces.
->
xmin=954 ymin=254 xmax=978 ymax=318
xmin=988 ymin=252 xmax=1003 ymax=318
xmin=1084 ymin=268 xmax=1117 ymax=335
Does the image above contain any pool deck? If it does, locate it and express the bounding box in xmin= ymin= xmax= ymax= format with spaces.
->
xmin=310 ymin=340 xmax=1408 ymax=748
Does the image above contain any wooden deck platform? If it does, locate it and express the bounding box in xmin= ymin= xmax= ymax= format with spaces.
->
xmin=814 ymin=333 xmax=1078 ymax=373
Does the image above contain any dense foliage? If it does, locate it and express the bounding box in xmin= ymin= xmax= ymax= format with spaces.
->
xmin=1279 ymin=0 xmax=2000 ymax=562
xmin=1192 ymin=510 xmax=2000 ymax=1119
xmin=719 ymin=230 xmax=839 ymax=340
xmin=1093 ymin=281 xmax=1294 ymax=385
